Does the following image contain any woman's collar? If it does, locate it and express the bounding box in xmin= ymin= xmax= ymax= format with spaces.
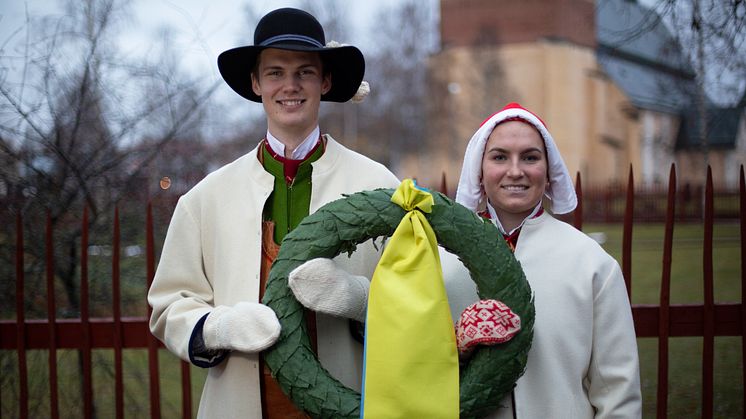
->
xmin=486 ymin=201 xmax=544 ymax=235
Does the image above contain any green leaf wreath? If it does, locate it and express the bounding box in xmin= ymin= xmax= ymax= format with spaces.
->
xmin=262 ymin=188 xmax=535 ymax=419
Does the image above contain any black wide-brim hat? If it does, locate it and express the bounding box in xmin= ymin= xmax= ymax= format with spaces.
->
xmin=218 ymin=8 xmax=365 ymax=103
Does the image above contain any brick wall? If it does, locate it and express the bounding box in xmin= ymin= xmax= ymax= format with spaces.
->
xmin=440 ymin=0 xmax=596 ymax=49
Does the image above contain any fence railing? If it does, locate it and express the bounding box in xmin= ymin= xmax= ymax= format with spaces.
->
xmin=1 ymin=164 xmax=744 ymax=418
xmin=580 ymin=180 xmax=741 ymax=223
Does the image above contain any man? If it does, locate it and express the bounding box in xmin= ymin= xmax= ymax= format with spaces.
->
xmin=148 ymin=8 xmax=399 ymax=418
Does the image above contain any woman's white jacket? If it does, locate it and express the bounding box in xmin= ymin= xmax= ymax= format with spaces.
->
xmin=442 ymin=212 xmax=642 ymax=419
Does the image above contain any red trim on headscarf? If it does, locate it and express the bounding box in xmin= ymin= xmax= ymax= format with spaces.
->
xmin=479 ymin=102 xmax=548 ymax=128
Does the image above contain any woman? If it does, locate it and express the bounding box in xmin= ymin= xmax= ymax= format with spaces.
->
xmin=447 ymin=102 xmax=641 ymax=418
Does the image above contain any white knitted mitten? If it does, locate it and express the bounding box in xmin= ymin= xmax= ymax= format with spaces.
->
xmin=288 ymin=258 xmax=369 ymax=322
xmin=203 ymin=302 xmax=281 ymax=352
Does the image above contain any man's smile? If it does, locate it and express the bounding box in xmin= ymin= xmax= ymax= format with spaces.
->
xmin=277 ymin=99 xmax=305 ymax=107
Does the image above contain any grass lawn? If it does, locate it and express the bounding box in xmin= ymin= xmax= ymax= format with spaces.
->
xmin=584 ymin=221 xmax=743 ymax=418
xmin=1 ymin=349 xmax=207 ymax=418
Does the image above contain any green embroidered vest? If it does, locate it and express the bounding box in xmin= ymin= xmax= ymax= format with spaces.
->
xmin=261 ymin=141 xmax=324 ymax=244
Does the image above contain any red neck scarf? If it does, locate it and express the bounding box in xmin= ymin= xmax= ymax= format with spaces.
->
xmin=478 ymin=207 xmax=544 ymax=252
xmin=260 ymin=138 xmax=323 ymax=184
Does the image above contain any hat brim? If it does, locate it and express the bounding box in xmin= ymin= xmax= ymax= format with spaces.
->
xmin=217 ymin=44 xmax=364 ymax=103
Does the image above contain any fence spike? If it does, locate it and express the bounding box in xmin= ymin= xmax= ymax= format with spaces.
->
xmin=623 ymin=165 xmax=634 ymax=299
xmin=574 ymin=171 xmax=583 ymax=230
xmin=440 ymin=172 xmax=449 ymax=197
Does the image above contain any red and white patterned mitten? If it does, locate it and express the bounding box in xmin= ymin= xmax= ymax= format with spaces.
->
xmin=456 ymin=299 xmax=521 ymax=355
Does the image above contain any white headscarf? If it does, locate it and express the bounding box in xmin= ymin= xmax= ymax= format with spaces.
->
xmin=455 ymin=102 xmax=577 ymax=214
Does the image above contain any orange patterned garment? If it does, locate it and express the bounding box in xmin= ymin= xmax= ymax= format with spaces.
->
xmin=259 ymin=221 xmax=317 ymax=418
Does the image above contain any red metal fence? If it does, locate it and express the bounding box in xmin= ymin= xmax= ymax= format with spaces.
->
xmin=580 ymin=180 xmax=741 ymax=223
xmin=1 ymin=164 xmax=744 ymax=418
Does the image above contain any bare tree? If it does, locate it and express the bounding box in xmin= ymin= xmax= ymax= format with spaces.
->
xmin=664 ymin=0 xmax=745 ymax=160
xmin=1 ymin=0 xmax=218 ymax=319
xmin=1 ymin=0 xmax=219 ymax=415
xmin=0 ymin=0 xmax=219 ymax=314
xmin=355 ymin=0 xmax=438 ymax=172
xmin=299 ymin=0 xmax=357 ymax=146
xmin=622 ymin=0 xmax=746 ymax=159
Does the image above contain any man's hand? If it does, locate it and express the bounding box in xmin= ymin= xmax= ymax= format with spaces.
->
xmin=288 ymin=258 xmax=369 ymax=322
xmin=203 ymin=302 xmax=281 ymax=352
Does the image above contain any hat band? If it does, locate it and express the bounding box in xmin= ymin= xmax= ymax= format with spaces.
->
xmin=259 ymin=34 xmax=324 ymax=48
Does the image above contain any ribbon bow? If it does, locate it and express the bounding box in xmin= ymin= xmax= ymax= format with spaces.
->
xmin=360 ymin=179 xmax=459 ymax=418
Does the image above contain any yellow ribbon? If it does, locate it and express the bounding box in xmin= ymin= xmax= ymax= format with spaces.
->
xmin=361 ymin=179 xmax=459 ymax=418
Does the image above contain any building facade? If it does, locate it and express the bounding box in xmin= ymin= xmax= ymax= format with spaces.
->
xmin=400 ymin=0 xmax=745 ymax=191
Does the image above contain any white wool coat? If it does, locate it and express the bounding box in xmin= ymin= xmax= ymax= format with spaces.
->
xmin=441 ymin=212 xmax=642 ymax=419
xmin=148 ymin=135 xmax=399 ymax=418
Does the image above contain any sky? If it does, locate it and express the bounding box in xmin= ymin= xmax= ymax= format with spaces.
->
xmin=0 ymin=0 xmax=420 ymax=87
xmin=0 ymin=0 xmax=435 ymax=133
xmin=1 ymin=0 xmax=742 ymax=115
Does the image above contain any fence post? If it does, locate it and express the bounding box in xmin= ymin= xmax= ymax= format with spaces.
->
xmin=46 ymin=211 xmax=60 ymax=419
xmin=16 ymin=213 xmax=29 ymax=418
xmin=702 ymin=167 xmax=715 ymax=419
xmin=740 ymin=165 xmax=746 ymax=414
xmin=81 ymin=207 xmax=94 ymax=419
xmin=146 ymin=202 xmax=162 ymax=419
xmin=113 ymin=207 xmax=124 ymax=419
xmin=181 ymin=360 xmax=192 ymax=419
xmin=657 ymin=164 xmax=676 ymax=419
